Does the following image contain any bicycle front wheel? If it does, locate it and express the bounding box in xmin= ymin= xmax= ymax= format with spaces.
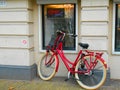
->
xmin=75 ymin=56 xmax=107 ymax=90
xmin=37 ymin=52 xmax=57 ymax=80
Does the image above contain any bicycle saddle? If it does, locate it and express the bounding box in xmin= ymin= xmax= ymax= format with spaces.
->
xmin=78 ymin=43 xmax=89 ymax=49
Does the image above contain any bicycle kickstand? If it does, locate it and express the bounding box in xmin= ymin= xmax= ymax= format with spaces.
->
xmin=64 ymin=71 xmax=72 ymax=81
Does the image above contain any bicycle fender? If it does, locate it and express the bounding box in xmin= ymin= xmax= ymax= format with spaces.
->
xmin=99 ymin=58 xmax=107 ymax=69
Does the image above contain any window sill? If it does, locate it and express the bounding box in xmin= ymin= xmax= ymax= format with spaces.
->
xmin=39 ymin=49 xmax=78 ymax=54
xmin=112 ymin=51 xmax=120 ymax=55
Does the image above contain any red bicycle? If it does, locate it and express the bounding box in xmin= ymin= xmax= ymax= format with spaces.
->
xmin=37 ymin=30 xmax=107 ymax=90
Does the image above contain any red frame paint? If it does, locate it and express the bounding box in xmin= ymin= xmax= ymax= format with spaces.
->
xmin=46 ymin=31 xmax=107 ymax=75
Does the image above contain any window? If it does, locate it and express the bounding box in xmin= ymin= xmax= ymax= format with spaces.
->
xmin=42 ymin=4 xmax=76 ymax=50
xmin=114 ymin=4 xmax=120 ymax=51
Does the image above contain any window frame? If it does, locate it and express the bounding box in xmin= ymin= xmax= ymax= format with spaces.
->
xmin=112 ymin=3 xmax=120 ymax=54
xmin=38 ymin=4 xmax=78 ymax=53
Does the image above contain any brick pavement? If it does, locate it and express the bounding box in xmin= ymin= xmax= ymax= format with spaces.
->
xmin=0 ymin=77 xmax=120 ymax=90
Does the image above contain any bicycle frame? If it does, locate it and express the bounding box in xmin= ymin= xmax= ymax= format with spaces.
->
xmin=47 ymin=32 xmax=107 ymax=75
xmin=38 ymin=31 xmax=108 ymax=90
xmin=56 ymin=42 xmax=83 ymax=73
xmin=54 ymin=42 xmax=95 ymax=75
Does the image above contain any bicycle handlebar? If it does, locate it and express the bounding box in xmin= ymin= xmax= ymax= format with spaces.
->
xmin=56 ymin=30 xmax=77 ymax=37
xmin=67 ymin=33 xmax=77 ymax=37
xmin=56 ymin=30 xmax=64 ymax=34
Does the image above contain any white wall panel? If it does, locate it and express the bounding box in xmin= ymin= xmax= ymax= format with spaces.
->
xmin=0 ymin=11 xmax=32 ymax=22
xmin=81 ymin=22 xmax=108 ymax=36
xmin=0 ymin=0 xmax=34 ymax=67
xmin=36 ymin=0 xmax=77 ymax=4
xmin=110 ymin=56 xmax=120 ymax=79
xmin=0 ymin=36 xmax=33 ymax=48
xmin=81 ymin=0 xmax=109 ymax=7
xmin=28 ymin=11 xmax=33 ymax=22
xmin=80 ymin=37 xmax=108 ymax=50
xmin=0 ymin=23 xmax=33 ymax=35
xmin=0 ymin=0 xmax=29 ymax=8
xmin=81 ymin=7 xmax=108 ymax=21
xmin=0 ymin=49 xmax=34 ymax=66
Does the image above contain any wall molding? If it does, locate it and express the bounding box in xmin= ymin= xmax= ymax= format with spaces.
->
xmin=0 ymin=34 xmax=34 ymax=37
xmin=0 ymin=47 xmax=34 ymax=50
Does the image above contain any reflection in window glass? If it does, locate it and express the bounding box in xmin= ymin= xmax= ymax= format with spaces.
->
xmin=42 ymin=4 xmax=76 ymax=50
xmin=115 ymin=4 xmax=120 ymax=51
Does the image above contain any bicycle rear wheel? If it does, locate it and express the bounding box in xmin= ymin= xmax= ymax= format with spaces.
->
xmin=75 ymin=56 xmax=107 ymax=90
xmin=37 ymin=52 xmax=57 ymax=80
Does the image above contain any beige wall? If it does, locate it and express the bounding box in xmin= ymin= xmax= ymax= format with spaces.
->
xmin=33 ymin=0 xmax=110 ymax=77
xmin=80 ymin=0 xmax=120 ymax=79
xmin=33 ymin=0 xmax=120 ymax=79
xmin=0 ymin=0 xmax=34 ymax=66
xmin=109 ymin=0 xmax=120 ymax=79
xmin=1 ymin=0 xmax=120 ymax=79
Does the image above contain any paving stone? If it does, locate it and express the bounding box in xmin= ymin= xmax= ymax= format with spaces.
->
xmin=0 ymin=77 xmax=120 ymax=90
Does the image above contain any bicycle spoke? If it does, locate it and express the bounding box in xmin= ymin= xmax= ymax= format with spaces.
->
xmin=79 ymin=74 xmax=86 ymax=81
xmin=90 ymin=75 xmax=99 ymax=85
xmin=91 ymin=77 xmax=96 ymax=85
xmin=47 ymin=66 xmax=55 ymax=69
xmin=79 ymin=75 xmax=90 ymax=86
xmin=75 ymin=55 xmax=106 ymax=89
xmin=38 ymin=52 xmax=57 ymax=80
xmin=95 ymin=65 xmax=104 ymax=70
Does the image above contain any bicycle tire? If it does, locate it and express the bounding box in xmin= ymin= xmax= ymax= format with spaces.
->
xmin=37 ymin=52 xmax=57 ymax=80
xmin=75 ymin=55 xmax=107 ymax=90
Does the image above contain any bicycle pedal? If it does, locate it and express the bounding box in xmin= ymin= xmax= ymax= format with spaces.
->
xmin=64 ymin=78 xmax=69 ymax=81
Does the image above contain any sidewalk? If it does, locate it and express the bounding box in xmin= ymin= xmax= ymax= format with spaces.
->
xmin=0 ymin=77 xmax=120 ymax=90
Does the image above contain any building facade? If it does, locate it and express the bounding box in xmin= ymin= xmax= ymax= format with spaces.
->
xmin=0 ymin=0 xmax=120 ymax=80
